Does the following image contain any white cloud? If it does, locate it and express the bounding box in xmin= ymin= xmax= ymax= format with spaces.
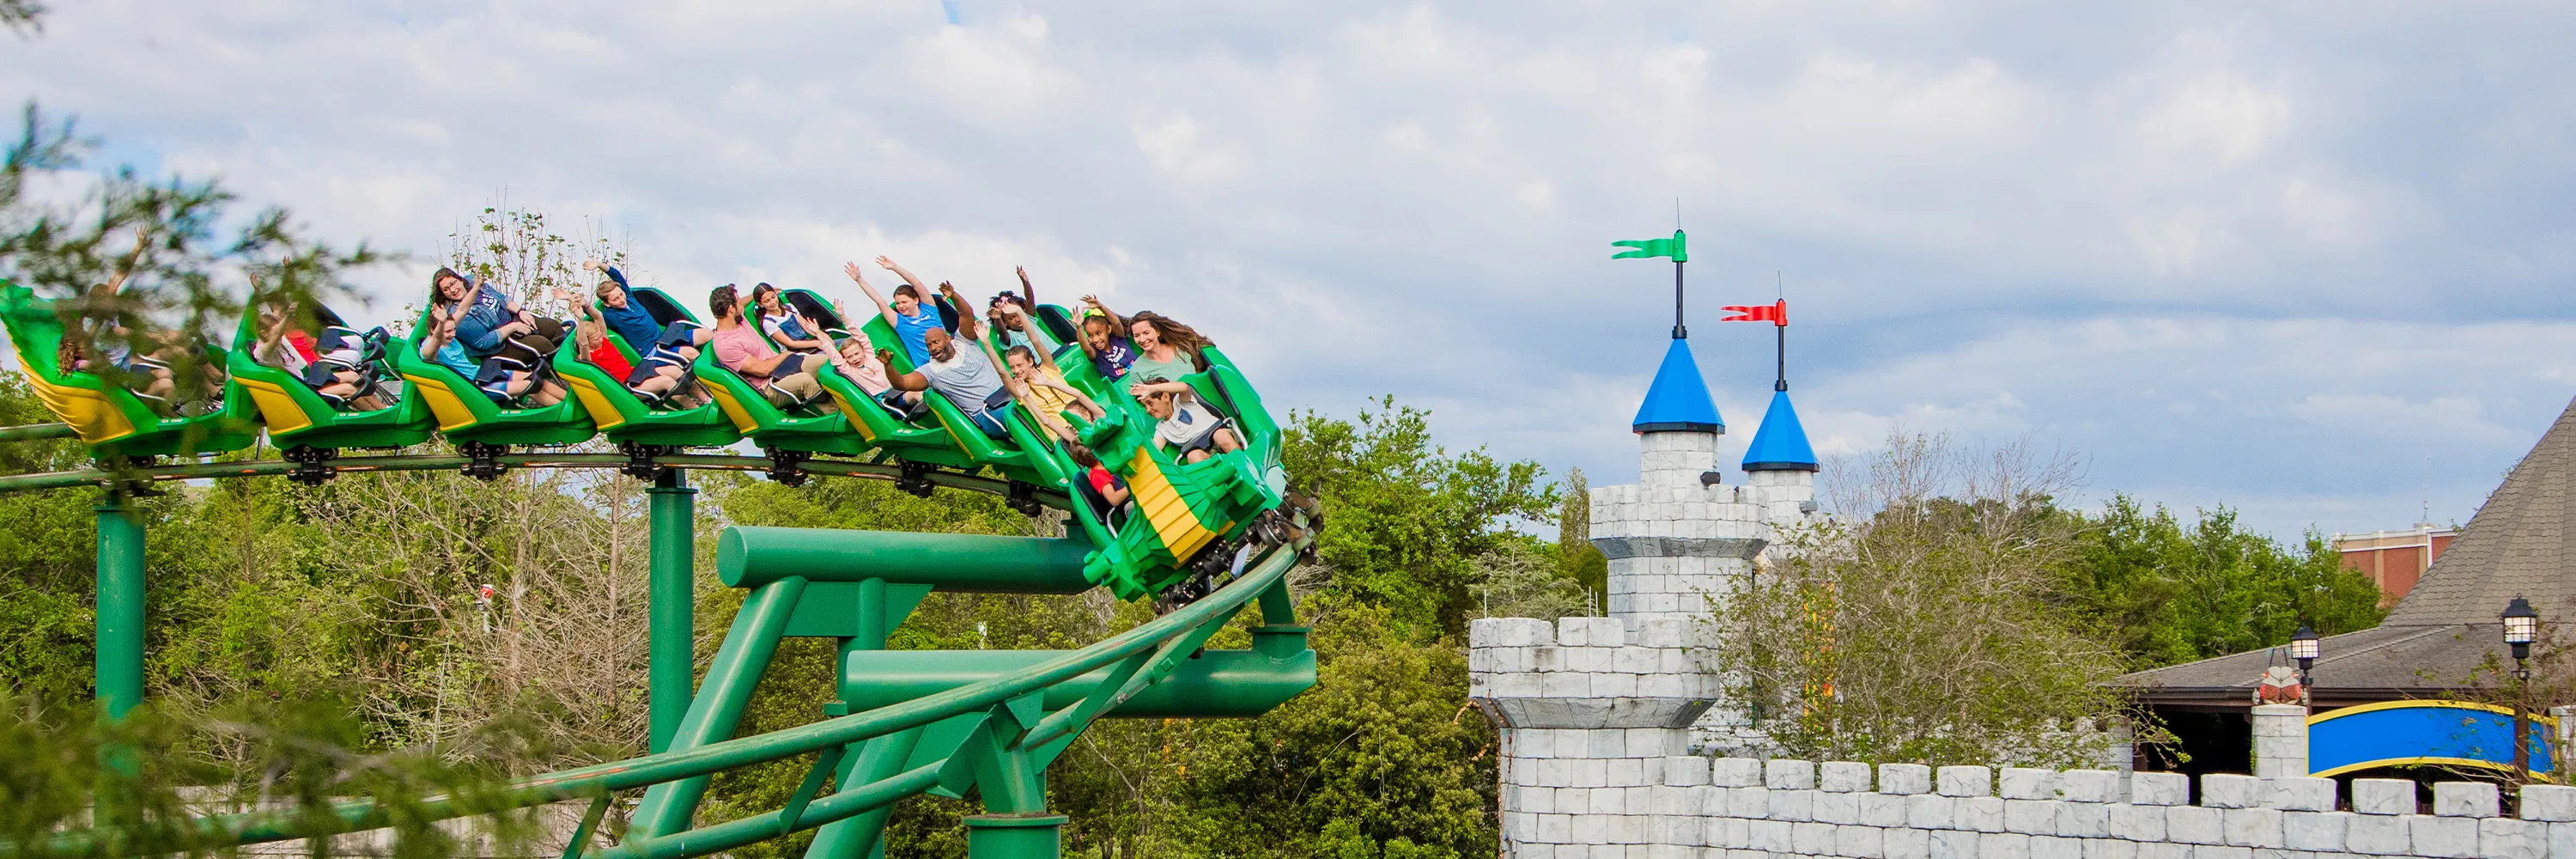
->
xmin=3 ymin=1 xmax=2573 ymax=543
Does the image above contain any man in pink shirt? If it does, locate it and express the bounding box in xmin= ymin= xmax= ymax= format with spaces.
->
xmin=708 ymin=284 xmax=823 ymax=409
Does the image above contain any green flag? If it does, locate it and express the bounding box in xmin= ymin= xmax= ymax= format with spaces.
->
xmin=1611 ymin=229 xmax=1687 ymax=263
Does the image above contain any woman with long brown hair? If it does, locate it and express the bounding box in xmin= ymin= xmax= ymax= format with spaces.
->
xmin=1123 ymin=310 xmax=1212 ymax=396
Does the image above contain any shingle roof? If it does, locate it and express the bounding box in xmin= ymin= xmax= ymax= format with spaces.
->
xmin=2381 ymin=396 xmax=2576 ymax=625
xmin=2111 ymin=624 xmax=2504 ymax=709
xmin=2117 ymin=395 xmax=2576 ymax=707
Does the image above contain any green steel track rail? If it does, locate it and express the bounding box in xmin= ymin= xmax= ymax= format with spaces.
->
xmin=25 ymin=534 xmax=1305 ymax=859
xmin=0 ymin=446 xmax=1069 ymax=506
xmin=0 ymin=421 xmax=77 ymax=443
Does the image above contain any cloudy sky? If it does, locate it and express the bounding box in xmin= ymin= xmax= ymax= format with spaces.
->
xmin=5 ymin=1 xmax=2573 ymax=540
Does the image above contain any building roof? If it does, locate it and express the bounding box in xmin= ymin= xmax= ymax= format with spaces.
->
xmin=2380 ymin=396 xmax=2576 ymax=626
xmin=2111 ymin=624 xmax=2504 ymax=710
xmin=1742 ymin=389 xmax=1819 ymax=472
xmin=2117 ymin=395 xmax=2576 ymax=708
xmin=1632 ymin=338 xmax=1724 ymax=434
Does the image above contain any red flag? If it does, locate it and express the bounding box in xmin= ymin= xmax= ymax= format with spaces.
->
xmin=1721 ymin=300 xmax=1787 ymax=326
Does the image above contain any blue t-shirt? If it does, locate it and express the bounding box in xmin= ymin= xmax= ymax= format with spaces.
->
xmin=890 ymin=307 xmax=943 ymax=364
xmin=597 ymin=267 xmax=664 ymax=350
xmin=434 ymin=338 xmax=477 ymax=378
xmin=453 ymin=281 xmax=517 ymax=356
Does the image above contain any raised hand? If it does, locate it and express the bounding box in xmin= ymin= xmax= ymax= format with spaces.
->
xmin=843 ymin=262 xmax=866 ymax=283
xmin=580 ymin=259 xmax=602 ymax=272
xmin=875 ymin=255 xmax=899 ymax=271
xmin=1016 ymin=266 xmax=1031 ymax=285
xmin=1080 ymin=294 xmax=1103 ymax=308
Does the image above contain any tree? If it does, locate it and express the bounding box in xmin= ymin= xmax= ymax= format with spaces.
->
xmin=1557 ymin=466 xmax=1607 ymax=616
xmin=2056 ymin=496 xmax=2385 ymax=668
xmin=1282 ymin=397 xmax=1553 ymax=637
xmin=1712 ymin=431 xmax=2129 ymax=767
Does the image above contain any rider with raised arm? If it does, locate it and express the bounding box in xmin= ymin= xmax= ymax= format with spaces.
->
xmin=1134 ymin=375 xmax=1242 ymax=464
xmin=1072 ymin=293 xmax=1138 ymax=383
xmin=989 ymin=302 xmax=1104 ymax=442
xmin=984 ymin=267 xmax=1045 ymax=353
xmin=879 ymin=282 xmax=1014 ymax=440
xmin=444 ymin=268 xmax=534 ymax=359
xmin=557 ymin=284 xmax=699 ymax=409
xmin=847 ymin=257 xmax=948 ymax=365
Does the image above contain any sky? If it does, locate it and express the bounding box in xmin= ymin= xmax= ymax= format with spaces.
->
xmin=3 ymin=1 xmax=2573 ymax=541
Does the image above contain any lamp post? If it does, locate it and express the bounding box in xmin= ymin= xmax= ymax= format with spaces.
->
xmin=2503 ymin=595 xmax=2538 ymax=777
xmin=2289 ymin=623 xmax=2320 ymax=704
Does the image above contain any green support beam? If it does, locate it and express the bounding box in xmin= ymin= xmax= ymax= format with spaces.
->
xmin=31 ymin=538 xmax=1305 ymax=859
xmin=963 ymin=814 xmax=1064 ymax=859
xmin=716 ymin=527 xmax=1093 ymax=592
xmin=94 ymin=493 xmax=144 ymax=722
xmin=648 ymin=469 xmax=696 ymax=754
xmin=835 ymin=649 xmax=1314 ymax=717
xmin=631 ymin=576 xmax=809 ymax=838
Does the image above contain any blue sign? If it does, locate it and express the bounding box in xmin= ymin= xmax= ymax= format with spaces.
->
xmin=2310 ymin=701 xmax=2555 ymax=777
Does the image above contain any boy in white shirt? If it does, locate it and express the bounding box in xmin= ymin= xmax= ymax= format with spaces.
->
xmin=1133 ymin=375 xmax=1241 ymax=464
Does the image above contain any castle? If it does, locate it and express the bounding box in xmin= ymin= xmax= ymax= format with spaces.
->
xmin=1468 ymin=328 xmax=1822 ymax=789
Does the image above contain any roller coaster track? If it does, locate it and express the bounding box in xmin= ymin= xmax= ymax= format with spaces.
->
xmin=0 ymin=441 xmax=1068 ymax=503
xmin=0 ymin=421 xmax=1316 ymax=859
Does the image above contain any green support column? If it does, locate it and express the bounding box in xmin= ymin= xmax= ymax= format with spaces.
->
xmin=94 ymin=493 xmax=145 ymax=722
xmin=648 ymin=468 xmax=696 ymax=754
xmin=963 ymin=814 xmax=1065 ymax=859
xmin=630 ymin=576 xmax=808 ymax=837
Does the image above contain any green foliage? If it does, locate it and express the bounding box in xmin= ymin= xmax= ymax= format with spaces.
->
xmin=2056 ymin=495 xmax=2385 ymax=668
xmin=1284 ymin=397 xmax=1554 ymax=637
xmin=1556 ymin=467 xmax=1606 ymax=615
xmin=0 ymin=104 xmax=384 ymax=398
xmin=0 ymin=694 xmax=550 ymax=859
xmin=1716 ymin=434 xmax=2129 ymax=767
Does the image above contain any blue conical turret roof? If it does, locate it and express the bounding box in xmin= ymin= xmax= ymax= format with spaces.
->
xmin=1742 ymin=389 xmax=1818 ymax=471
xmin=1741 ymin=387 xmax=1824 ymax=469
xmin=1631 ymin=338 xmax=1724 ymax=434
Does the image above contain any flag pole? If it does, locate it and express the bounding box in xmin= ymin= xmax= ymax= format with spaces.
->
xmin=1673 ymin=259 xmax=1686 ymax=339
xmin=1775 ymin=320 xmax=1787 ymax=392
xmin=1774 ymin=272 xmax=1788 ymax=391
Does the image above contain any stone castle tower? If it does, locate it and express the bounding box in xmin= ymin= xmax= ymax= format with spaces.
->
xmin=1467 ymin=331 xmax=1822 ymax=856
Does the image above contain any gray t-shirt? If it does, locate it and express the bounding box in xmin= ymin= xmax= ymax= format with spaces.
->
xmin=920 ymin=346 xmax=1009 ymax=415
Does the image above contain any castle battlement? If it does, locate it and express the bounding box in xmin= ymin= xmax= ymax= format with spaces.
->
xmin=1491 ymin=753 xmax=2576 ymax=859
xmin=1468 ymin=617 xmax=1718 ymax=730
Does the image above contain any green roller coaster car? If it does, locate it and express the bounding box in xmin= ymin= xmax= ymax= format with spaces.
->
xmin=5 ymin=272 xmax=1294 ymax=603
xmin=554 ymin=286 xmax=742 ymax=449
xmin=775 ymin=289 xmax=963 ymax=465
xmin=390 ymin=302 xmax=597 ymax=448
xmin=0 ymin=282 xmax=260 ymax=459
xmin=1052 ymin=350 xmax=1287 ymax=600
xmin=224 ymin=303 xmax=435 ymax=451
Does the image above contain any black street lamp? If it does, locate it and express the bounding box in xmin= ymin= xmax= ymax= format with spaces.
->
xmin=2503 ymin=596 xmax=2539 ymax=777
xmin=2289 ymin=623 xmax=2319 ymax=703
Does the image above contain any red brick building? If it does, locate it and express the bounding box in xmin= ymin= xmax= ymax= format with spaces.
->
xmin=2333 ymin=525 xmax=2456 ymax=605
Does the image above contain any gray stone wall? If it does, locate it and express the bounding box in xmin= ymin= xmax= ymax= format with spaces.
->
xmin=1497 ymin=756 xmax=2576 ymax=859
